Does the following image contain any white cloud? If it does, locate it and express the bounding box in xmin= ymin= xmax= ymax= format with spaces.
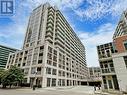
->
xmin=74 ymin=0 xmax=127 ymax=20
xmin=78 ymin=23 xmax=115 ymax=66
xmin=0 ymin=0 xmax=120 ymax=67
xmin=23 ymin=0 xmax=127 ymax=21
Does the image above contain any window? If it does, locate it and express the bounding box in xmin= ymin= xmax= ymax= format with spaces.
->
xmin=124 ymin=42 xmax=127 ymax=50
xmin=24 ymin=68 xmax=29 ymax=75
xmin=54 ymin=50 xmax=57 ymax=55
xmin=58 ymin=71 xmax=61 ymax=76
xmin=22 ymin=63 xmax=26 ymax=66
xmin=53 ymin=62 xmax=57 ymax=67
xmin=18 ymin=64 xmax=20 ymax=67
xmin=124 ymin=56 xmax=127 ymax=68
xmin=48 ymin=46 xmax=52 ymax=53
xmin=52 ymin=78 xmax=56 ymax=86
xmin=58 ymin=79 xmax=62 ymax=86
xmin=53 ymin=56 xmax=57 ymax=62
xmin=37 ymin=67 xmax=41 ymax=71
xmin=38 ymin=60 xmax=42 ymax=64
xmin=52 ymin=69 xmax=56 ymax=75
xmin=108 ymin=80 xmax=113 ymax=89
xmin=47 ymin=60 xmax=52 ymax=65
xmin=46 ymin=67 xmax=51 ymax=74
xmin=62 ymin=79 xmax=65 ymax=86
xmin=62 ymin=72 xmax=65 ymax=76
xmin=31 ymin=67 xmax=36 ymax=74
xmin=47 ymin=78 xmax=51 ymax=87
xmin=109 ymin=63 xmax=113 ymax=67
xmin=47 ymin=53 xmax=52 ymax=59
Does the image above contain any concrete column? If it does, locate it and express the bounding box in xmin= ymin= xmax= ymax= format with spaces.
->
xmin=65 ymin=79 xmax=67 ymax=86
xmin=42 ymin=42 xmax=48 ymax=87
xmin=111 ymin=76 xmax=115 ymax=90
xmin=27 ymin=77 xmax=30 ymax=83
xmin=87 ymin=81 xmax=89 ymax=86
xmin=56 ymin=48 xmax=59 ymax=87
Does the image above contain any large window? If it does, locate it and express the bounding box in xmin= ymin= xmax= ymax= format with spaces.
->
xmin=46 ymin=67 xmax=51 ymax=74
xmin=52 ymin=69 xmax=56 ymax=75
xmin=31 ymin=67 xmax=36 ymax=74
xmin=52 ymin=78 xmax=56 ymax=86
xmin=124 ymin=56 xmax=127 ymax=68
xmin=124 ymin=41 xmax=127 ymax=50
xmin=47 ymin=78 xmax=51 ymax=87
xmin=108 ymin=80 xmax=113 ymax=89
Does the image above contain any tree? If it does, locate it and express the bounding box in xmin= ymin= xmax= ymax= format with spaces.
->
xmin=1 ymin=65 xmax=24 ymax=88
xmin=0 ymin=68 xmax=6 ymax=84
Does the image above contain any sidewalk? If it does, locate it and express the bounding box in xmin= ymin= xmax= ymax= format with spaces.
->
xmin=94 ymin=90 xmax=114 ymax=95
xmin=94 ymin=89 xmax=127 ymax=95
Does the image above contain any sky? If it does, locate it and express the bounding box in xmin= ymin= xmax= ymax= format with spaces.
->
xmin=0 ymin=0 xmax=127 ymax=67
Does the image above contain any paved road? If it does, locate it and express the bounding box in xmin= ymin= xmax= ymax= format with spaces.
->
xmin=0 ymin=86 xmax=103 ymax=95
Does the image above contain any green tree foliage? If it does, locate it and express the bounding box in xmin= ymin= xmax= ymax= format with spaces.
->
xmin=0 ymin=65 xmax=24 ymax=88
xmin=0 ymin=68 xmax=6 ymax=84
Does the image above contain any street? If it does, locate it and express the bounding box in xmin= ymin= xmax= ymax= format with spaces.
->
xmin=0 ymin=86 xmax=97 ymax=95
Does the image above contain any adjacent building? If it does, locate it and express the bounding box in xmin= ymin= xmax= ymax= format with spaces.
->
xmin=88 ymin=67 xmax=102 ymax=86
xmin=97 ymin=42 xmax=119 ymax=90
xmin=6 ymin=3 xmax=88 ymax=87
xmin=0 ymin=45 xmax=17 ymax=68
xmin=112 ymin=10 xmax=127 ymax=92
xmin=97 ymin=10 xmax=127 ymax=92
xmin=88 ymin=67 xmax=101 ymax=81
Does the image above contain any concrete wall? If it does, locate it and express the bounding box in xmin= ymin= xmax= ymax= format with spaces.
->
xmin=112 ymin=52 xmax=127 ymax=92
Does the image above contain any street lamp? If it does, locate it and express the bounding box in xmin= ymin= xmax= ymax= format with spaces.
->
xmin=33 ymin=71 xmax=37 ymax=90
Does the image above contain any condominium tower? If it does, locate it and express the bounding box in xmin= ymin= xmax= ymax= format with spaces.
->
xmin=0 ymin=45 xmax=17 ymax=68
xmin=6 ymin=3 xmax=88 ymax=87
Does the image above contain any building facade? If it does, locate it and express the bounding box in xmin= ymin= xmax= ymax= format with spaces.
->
xmin=87 ymin=67 xmax=102 ymax=86
xmin=0 ymin=45 xmax=17 ymax=68
xmin=97 ymin=10 xmax=127 ymax=92
xmin=6 ymin=3 xmax=88 ymax=87
xmin=112 ymin=10 xmax=127 ymax=92
xmin=97 ymin=42 xmax=119 ymax=90
xmin=88 ymin=67 xmax=101 ymax=81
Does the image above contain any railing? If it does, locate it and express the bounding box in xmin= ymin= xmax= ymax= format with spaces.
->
xmin=101 ymin=67 xmax=115 ymax=73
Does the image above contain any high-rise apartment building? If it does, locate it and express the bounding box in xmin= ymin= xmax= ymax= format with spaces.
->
xmin=6 ymin=3 xmax=88 ymax=87
xmin=0 ymin=45 xmax=17 ymax=68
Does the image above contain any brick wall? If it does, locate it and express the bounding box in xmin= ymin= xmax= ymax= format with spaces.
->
xmin=113 ymin=35 xmax=127 ymax=53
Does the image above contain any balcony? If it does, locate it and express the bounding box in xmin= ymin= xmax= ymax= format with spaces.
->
xmin=45 ymin=33 xmax=53 ymax=39
xmin=45 ymin=37 xmax=53 ymax=44
xmin=48 ymin=15 xmax=54 ymax=21
xmin=48 ymin=7 xmax=55 ymax=14
xmin=101 ymin=67 xmax=115 ymax=75
xmin=47 ymin=19 xmax=54 ymax=25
